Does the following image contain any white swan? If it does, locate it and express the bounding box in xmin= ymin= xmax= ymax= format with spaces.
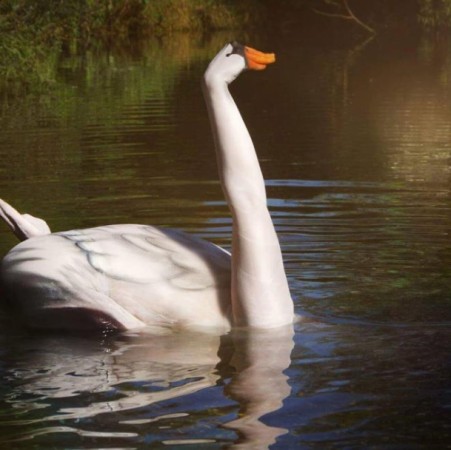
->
xmin=0 ymin=42 xmax=294 ymax=332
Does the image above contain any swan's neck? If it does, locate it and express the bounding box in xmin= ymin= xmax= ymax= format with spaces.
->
xmin=204 ymin=81 xmax=266 ymax=212
xmin=203 ymin=77 xmax=294 ymax=328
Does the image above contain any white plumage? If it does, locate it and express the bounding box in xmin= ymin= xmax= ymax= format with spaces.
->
xmin=0 ymin=42 xmax=294 ymax=332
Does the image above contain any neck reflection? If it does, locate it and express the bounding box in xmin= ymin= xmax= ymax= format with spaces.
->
xmin=1 ymin=325 xmax=294 ymax=447
xmin=220 ymin=325 xmax=295 ymax=449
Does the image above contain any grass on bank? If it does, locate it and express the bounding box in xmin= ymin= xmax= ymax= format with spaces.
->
xmin=0 ymin=0 xmax=259 ymax=95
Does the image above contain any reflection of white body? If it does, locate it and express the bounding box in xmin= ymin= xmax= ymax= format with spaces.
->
xmin=0 ymin=42 xmax=294 ymax=332
xmin=2 ymin=327 xmax=294 ymax=447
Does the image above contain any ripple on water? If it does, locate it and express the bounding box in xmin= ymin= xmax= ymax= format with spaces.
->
xmin=266 ymin=179 xmax=451 ymax=326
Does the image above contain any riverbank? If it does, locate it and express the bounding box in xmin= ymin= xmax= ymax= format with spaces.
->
xmin=0 ymin=0 xmax=260 ymax=95
xmin=0 ymin=0 xmax=448 ymax=96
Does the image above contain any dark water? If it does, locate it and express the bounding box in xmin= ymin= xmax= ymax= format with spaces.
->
xmin=0 ymin=30 xmax=450 ymax=448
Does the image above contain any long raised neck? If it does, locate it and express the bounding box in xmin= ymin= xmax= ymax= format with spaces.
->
xmin=202 ymin=74 xmax=266 ymax=216
xmin=203 ymin=66 xmax=294 ymax=329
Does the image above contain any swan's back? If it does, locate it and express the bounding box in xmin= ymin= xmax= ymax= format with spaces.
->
xmin=1 ymin=225 xmax=232 ymax=331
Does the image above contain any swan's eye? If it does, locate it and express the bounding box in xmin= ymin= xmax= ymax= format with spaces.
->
xmin=227 ymin=42 xmax=245 ymax=58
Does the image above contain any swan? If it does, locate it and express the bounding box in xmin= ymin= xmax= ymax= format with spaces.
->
xmin=0 ymin=42 xmax=294 ymax=332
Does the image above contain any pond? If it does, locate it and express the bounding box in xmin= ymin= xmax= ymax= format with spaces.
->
xmin=0 ymin=29 xmax=450 ymax=448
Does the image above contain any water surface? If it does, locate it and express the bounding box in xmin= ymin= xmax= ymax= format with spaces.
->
xmin=0 ymin=32 xmax=450 ymax=448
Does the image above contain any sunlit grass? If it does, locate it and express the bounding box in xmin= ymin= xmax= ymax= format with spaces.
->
xmin=0 ymin=0 xmax=260 ymax=96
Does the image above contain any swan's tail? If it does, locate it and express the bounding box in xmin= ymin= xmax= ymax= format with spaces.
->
xmin=0 ymin=199 xmax=51 ymax=241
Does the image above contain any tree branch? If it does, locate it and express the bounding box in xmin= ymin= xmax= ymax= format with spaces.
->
xmin=313 ymin=0 xmax=375 ymax=34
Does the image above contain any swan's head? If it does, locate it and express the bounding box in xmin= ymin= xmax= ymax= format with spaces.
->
xmin=204 ymin=41 xmax=276 ymax=87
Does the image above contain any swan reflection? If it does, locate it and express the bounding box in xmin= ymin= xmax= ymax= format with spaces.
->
xmin=223 ymin=326 xmax=294 ymax=449
xmin=1 ymin=326 xmax=294 ymax=448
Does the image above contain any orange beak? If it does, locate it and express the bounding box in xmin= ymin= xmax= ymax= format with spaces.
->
xmin=244 ymin=46 xmax=276 ymax=71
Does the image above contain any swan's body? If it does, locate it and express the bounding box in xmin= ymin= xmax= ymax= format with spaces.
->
xmin=0 ymin=42 xmax=294 ymax=332
xmin=0 ymin=223 xmax=232 ymax=331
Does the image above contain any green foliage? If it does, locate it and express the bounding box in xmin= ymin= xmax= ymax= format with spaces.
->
xmin=142 ymin=0 xmax=247 ymax=33
xmin=0 ymin=0 xmax=257 ymax=95
xmin=0 ymin=0 xmax=66 ymax=93
xmin=418 ymin=0 xmax=451 ymax=29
